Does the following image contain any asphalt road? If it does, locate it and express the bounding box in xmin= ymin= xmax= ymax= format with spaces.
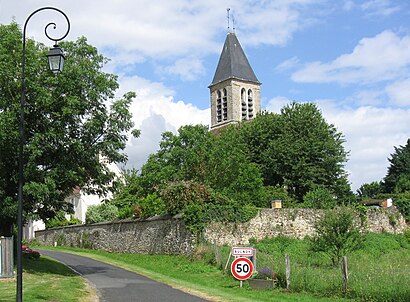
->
xmin=39 ymin=250 xmax=210 ymax=302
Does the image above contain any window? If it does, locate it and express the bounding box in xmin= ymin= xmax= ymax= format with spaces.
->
xmin=248 ymin=89 xmax=254 ymax=119
xmin=222 ymin=88 xmax=228 ymax=121
xmin=241 ymin=88 xmax=247 ymax=120
xmin=217 ymin=90 xmax=222 ymax=122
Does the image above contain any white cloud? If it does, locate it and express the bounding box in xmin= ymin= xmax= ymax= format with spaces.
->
xmin=275 ymin=56 xmax=300 ymax=73
xmin=386 ymin=78 xmax=410 ymax=106
xmin=160 ymin=57 xmax=206 ymax=81
xmin=266 ymin=97 xmax=410 ymax=191
xmin=342 ymin=0 xmax=355 ymax=11
xmin=292 ymin=31 xmax=410 ymax=86
xmin=125 ymin=113 xmax=169 ymax=170
xmin=114 ymin=74 xmax=210 ymax=169
xmin=361 ymin=0 xmax=401 ymax=17
xmin=116 ymin=74 xmax=209 ymax=129
xmin=341 ymin=0 xmax=401 ymax=16
xmin=0 ymin=0 xmax=326 ymax=64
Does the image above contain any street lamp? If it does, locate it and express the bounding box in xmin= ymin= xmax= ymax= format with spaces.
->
xmin=18 ymin=7 xmax=70 ymax=302
xmin=47 ymin=45 xmax=66 ymax=74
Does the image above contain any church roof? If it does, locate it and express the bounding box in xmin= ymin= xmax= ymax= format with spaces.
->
xmin=210 ymin=32 xmax=260 ymax=86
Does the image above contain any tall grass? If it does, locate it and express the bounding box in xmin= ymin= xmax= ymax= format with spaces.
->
xmin=248 ymin=233 xmax=410 ymax=302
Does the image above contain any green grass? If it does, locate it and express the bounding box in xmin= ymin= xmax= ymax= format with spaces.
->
xmin=37 ymin=246 xmax=350 ymax=302
xmin=19 ymin=232 xmax=409 ymax=302
xmin=0 ymin=256 xmax=95 ymax=302
xmin=250 ymin=233 xmax=410 ymax=302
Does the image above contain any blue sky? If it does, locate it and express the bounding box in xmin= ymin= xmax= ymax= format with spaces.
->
xmin=2 ymin=0 xmax=410 ymax=191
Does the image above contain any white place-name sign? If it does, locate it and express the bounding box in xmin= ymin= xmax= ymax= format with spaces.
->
xmin=232 ymin=247 xmax=254 ymax=257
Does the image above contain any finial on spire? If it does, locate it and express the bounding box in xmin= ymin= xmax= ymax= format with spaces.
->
xmin=227 ymin=8 xmax=231 ymax=32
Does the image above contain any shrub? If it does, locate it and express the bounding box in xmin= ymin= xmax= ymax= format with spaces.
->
xmin=183 ymin=201 xmax=258 ymax=235
xmin=85 ymin=203 xmax=119 ymax=224
xmin=138 ymin=193 xmax=167 ymax=218
xmin=45 ymin=211 xmax=81 ymax=229
xmin=117 ymin=206 xmax=133 ymax=219
xmin=394 ymin=193 xmax=410 ymax=221
xmin=404 ymin=229 xmax=410 ymax=243
xmin=310 ymin=207 xmax=363 ymax=265
xmin=303 ymin=186 xmax=336 ymax=209
xmin=159 ymin=180 xmax=212 ymax=215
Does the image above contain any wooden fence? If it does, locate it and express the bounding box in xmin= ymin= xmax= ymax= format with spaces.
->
xmin=0 ymin=237 xmax=14 ymax=278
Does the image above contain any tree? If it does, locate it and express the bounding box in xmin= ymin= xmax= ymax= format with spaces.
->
xmin=134 ymin=124 xmax=267 ymax=207
xmin=0 ymin=23 xmax=138 ymax=236
xmin=85 ymin=203 xmax=119 ymax=224
xmin=303 ymin=186 xmax=336 ymax=209
xmin=310 ymin=207 xmax=363 ymax=266
xmin=356 ymin=181 xmax=384 ymax=199
xmin=384 ymin=139 xmax=410 ymax=193
xmin=241 ymin=103 xmax=350 ymax=201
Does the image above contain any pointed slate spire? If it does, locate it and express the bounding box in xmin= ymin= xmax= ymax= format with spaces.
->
xmin=210 ymin=32 xmax=259 ymax=86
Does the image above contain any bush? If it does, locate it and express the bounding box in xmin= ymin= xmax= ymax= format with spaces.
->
xmin=159 ymin=180 xmax=212 ymax=215
xmin=45 ymin=211 xmax=81 ymax=229
xmin=85 ymin=203 xmax=119 ymax=224
xmin=404 ymin=229 xmax=410 ymax=243
xmin=138 ymin=193 xmax=167 ymax=218
xmin=310 ymin=207 xmax=363 ymax=265
xmin=303 ymin=186 xmax=336 ymax=209
xmin=394 ymin=193 xmax=410 ymax=221
xmin=183 ymin=201 xmax=258 ymax=235
xmin=264 ymin=185 xmax=296 ymax=208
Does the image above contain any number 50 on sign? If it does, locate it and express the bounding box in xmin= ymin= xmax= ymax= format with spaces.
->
xmin=231 ymin=257 xmax=254 ymax=281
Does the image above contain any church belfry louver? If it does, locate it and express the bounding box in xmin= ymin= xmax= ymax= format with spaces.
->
xmin=209 ymin=32 xmax=261 ymax=130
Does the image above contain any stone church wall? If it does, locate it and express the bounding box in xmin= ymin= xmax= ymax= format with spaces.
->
xmin=35 ymin=208 xmax=408 ymax=255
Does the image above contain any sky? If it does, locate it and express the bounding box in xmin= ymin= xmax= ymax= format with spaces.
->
xmin=1 ymin=0 xmax=410 ymax=191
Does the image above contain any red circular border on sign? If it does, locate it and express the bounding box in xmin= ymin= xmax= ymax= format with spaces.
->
xmin=231 ymin=257 xmax=254 ymax=280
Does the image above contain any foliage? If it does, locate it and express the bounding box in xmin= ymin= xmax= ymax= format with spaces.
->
xmin=404 ymin=229 xmax=410 ymax=243
xmin=51 ymin=232 xmax=410 ymax=302
xmin=394 ymin=192 xmax=410 ymax=221
xmin=208 ymin=126 xmax=267 ymax=207
xmin=45 ymin=211 xmax=81 ymax=229
xmin=0 ymin=23 xmax=138 ymax=236
xmin=356 ymin=181 xmax=384 ymax=199
xmin=85 ymin=203 xmax=119 ymax=224
xmin=310 ymin=207 xmax=363 ymax=265
xmin=384 ymin=138 xmax=410 ymax=193
xmin=264 ymin=185 xmax=296 ymax=208
xmin=303 ymin=186 xmax=336 ymax=209
xmin=159 ymin=180 xmax=212 ymax=216
xmin=240 ymin=104 xmax=350 ymax=202
xmin=110 ymin=169 xmax=142 ymax=219
xmin=251 ymin=233 xmax=410 ymax=301
xmin=137 ymin=125 xmax=212 ymax=196
xmin=137 ymin=193 xmax=167 ymax=219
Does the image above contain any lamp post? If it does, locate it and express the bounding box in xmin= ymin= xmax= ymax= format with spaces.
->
xmin=18 ymin=7 xmax=70 ymax=302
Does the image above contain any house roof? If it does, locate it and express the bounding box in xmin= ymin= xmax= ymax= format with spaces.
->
xmin=210 ymin=32 xmax=260 ymax=86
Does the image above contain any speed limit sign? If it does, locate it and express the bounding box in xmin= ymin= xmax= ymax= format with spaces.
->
xmin=231 ymin=257 xmax=254 ymax=281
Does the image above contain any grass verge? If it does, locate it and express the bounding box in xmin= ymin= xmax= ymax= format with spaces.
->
xmin=0 ymin=256 xmax=97 ymax=302
xmin=37 ymin=245 xmax=350 ymax=302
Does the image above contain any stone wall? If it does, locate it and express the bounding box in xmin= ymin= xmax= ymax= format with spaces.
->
xmin=204 ymin=207 xmax=408 ymax=246
xmin=35 ymin=208 xmax=408 ymax=255
xmin=35 ymin=215 xmax=195 ymax=255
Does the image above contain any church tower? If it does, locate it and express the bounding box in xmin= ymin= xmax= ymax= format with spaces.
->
xmin=209 ymin=32 xmax=261 ymax=130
